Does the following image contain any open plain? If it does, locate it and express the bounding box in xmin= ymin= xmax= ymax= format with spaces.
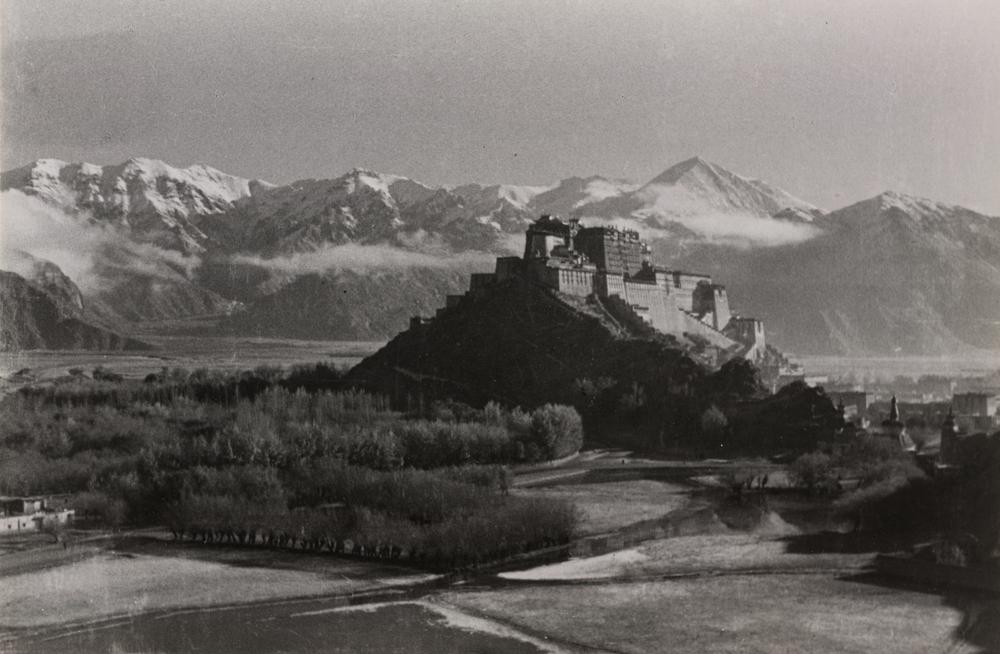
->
xmin=2 ymin=451 xmax=996 ymax=653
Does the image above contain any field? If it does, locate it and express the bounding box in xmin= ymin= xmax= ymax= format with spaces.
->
xmin=792 ymin=353 xmax=1000 ymax=381
xmin=500 ymin=532 xmax=871 ymax=581
xmin=441 ymin=574 xmax=978 ymax=654
xmin=0 ymin=537 xmax=435 ymax=630
xmin=514 ymin=480 xmax=691 ymax=536
xmin=0 ymin=337 xmax=383 ymax=383
xmin=3 ymin=452 xmax=997 ymax=653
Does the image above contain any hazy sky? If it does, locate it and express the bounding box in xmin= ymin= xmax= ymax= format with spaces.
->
xmin=2 ymin=0 xmax=998 ymax=213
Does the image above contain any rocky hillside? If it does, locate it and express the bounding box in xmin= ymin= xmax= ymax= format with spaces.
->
xmin=672 ymin=192 xmax=1000 ymax=354
xmin=348 ymin=278 xmax=705 ymax=409
xmin=0 ymin=263 xmax=148 ymax=352
xmin=218 ymin=267 xmax=473 ymax=340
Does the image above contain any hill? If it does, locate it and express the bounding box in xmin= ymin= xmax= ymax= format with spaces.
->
xmin=347 ymin=277 xmax=706 ymax=409
xmin=218 ymin=267 xmax=474 ymax=340
xmin=0 ymin=264 xmax=149 ymax=352
xmin=670 ymin=191 xmax=1000 ymax=354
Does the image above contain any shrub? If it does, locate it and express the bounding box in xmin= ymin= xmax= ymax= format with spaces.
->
xmin=530 ymin=404 xmax=583 ymax=459
xmin=789 ymin=451 xmax=837 ymax=493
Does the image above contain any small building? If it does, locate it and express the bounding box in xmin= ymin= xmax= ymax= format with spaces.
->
xmin=952 ymin=392 xmax=999 ymax=432
xmin=0 ymin=496 xmax=44 ymax=516
xmin=953 ymin=392 xmax=999 ymax=416
xmin=951 ymin=392 xmax=1000 ymax=431
xmin=0 ymin=495 xmax=75 ymax=534
xmin=827 ymin=391 xmax=875 ymax=418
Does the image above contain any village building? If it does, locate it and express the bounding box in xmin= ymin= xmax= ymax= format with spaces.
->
xmin=826 ymin=390 xmax=875 ymax=419
xmin=952 ymin=391 xmax=1000 ymax=433
xmin=0 ymin=495 xmax=75 ymax=534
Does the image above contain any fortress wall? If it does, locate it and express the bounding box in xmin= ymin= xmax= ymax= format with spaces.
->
xmin=653 ymin=270 xmax=672 ymax=293
xmin=596 ymin=273 xmax=627 ymax=298
xmin=723 ymin=317 xmax=766 ymax=360
xmin=669 ymin=272 xmax=712 ymax=312
xmin=553 ymin=268 xmax=595 ymax=296
xmin=623 ymin=280 xmax=683 ymax=334
xmin=713 ymin=287 xmax=731 ymax=330
xmin=681 ymin=311 xmax=739 ymax=349
xmin=725 ymin=317 xmax=766 ymax=350
xmin=576 ymin=229 xmax=646 ymax=275
xmin=495 ymin=257 xmax=524 ymax=281
xmin=692 ymin=282 xmax=732 ymax=330
xmin=469 ymin=273 xmax=495 ymax=292
xmin=528 ymin=233 xmax=564 ymax=258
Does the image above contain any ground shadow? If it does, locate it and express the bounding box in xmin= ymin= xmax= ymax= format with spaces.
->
xmin=840 ymin=571 xmax=1000 ymax=652
xmin=779 ymin=530 xmax=911 ymax=555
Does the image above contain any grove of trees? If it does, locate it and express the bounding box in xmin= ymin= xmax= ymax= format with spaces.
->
xmin=0 ymin=365 xmax=581 ymax=569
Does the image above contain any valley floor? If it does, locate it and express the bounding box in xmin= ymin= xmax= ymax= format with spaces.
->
xmin=2 ymin=451 xmax=996 ymax=653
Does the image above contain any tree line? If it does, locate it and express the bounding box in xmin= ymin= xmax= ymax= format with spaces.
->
xmin=0 ymin=365 xmax=581 ymax=569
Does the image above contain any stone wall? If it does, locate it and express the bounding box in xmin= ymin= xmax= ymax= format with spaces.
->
xmin=575 ymin=228 xmax=647 ymax=275
xmin=667 ymin=271 xmax=712 ymax=312
xmin=595 ymin=272 xmax=626 ymax=299
xmin=550 ymin=267 xmax=595 ymax=297
xmin=693 ymin=281 xmax=731 ymax=330
xmin=622 ymin=279 xmax=683 ymax=333
xmin=681 ymin=310 xmax=739 ymax=349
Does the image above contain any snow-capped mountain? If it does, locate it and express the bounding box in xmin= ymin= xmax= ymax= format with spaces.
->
xmin=223 ymin=169 xmax=406 ymax=255
xmin=0 ymin=157 xmax=271 ymax=253
xmin=530 ymin=176 xmax=639 ymax=217
xmin=209 ymin=168 xmax=522 ymax=256
xmin=570 ymin=157 xmax=821 ymax=246
xmin=641 ymin=156 xmax=817 ymax=217
xmin=677 ymin=190 xmax=1000 ymax=354
xmin=4 ymin=155 xmax=998 ymax=354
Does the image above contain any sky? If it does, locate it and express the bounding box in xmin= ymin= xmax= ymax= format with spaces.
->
xmin=2 ymin=0 xmax=998 ymax=214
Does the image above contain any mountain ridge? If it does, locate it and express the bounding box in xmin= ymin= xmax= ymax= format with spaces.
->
xmin=3 ymin=155 xmax=998 ymax=355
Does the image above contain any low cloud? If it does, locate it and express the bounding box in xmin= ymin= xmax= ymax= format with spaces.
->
xmin=632 ymin=183 xmax=822 ymax=248
xmin=1 ymin=190 xmax=107 ymax=289
xmin=230 ymin=243 xmax=496 ymax=276
xmin=0 ymin=189 xmax=201 ymax=291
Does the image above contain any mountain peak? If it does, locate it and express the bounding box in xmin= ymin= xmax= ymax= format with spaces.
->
xmin=867 ymin=190 xmax=947 ymax=216
xmin=635 ymin=157 xmax=818 ymax=221
xmin=646 ymin=156 xmax=720 ymax=186
xmin=339 ymin=167 xmax=394 ymax=197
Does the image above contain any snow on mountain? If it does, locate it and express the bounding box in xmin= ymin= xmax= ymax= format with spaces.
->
xmin=772 ymin=206 xmax=824 ymax=223
xmin=452 ymin=183 xmax=552 ymax=211
xmin=25 ymin=155 xmax=1000 ymax=354
xmin=227 ymin=168 xmax=405 ymax=255
xmin=0 ymin=157 xmax=270 ymax=253
xmin=677 ymin=189 xmax=1000 ymax=354
xmin=447 ymin=182 xmax=561 ymax=233
xmin=568 ymin=157 xmax=822 ymax=246
xmin=637 ymin=156 xmax=817 ymax=217
xmin=386 ymin=176 xmax=440 ymax=207
xmin=529 ymin=176 xmax=638 ymax=217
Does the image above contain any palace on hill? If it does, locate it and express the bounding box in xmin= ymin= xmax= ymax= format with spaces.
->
xmin=418 ymin=215 xmax=768 ymax=362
